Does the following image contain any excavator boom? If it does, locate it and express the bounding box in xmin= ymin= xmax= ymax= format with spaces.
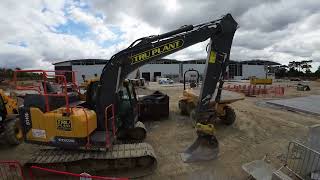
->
xmin=91 ymin=13 xmax=238 ymax=163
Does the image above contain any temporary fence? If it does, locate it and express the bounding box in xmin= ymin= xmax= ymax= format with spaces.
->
xmin=285 ymin=141 xmax=320 ymax=180
xmin=29 ymin=166 xmax=129 ymax=180
xmin=224 ymin=84 xmax=285 ymax=97
xmin=0 ymin=161 xmax=128 ymax=180
xmin=0 ymin=161 xmax=25 ymax=180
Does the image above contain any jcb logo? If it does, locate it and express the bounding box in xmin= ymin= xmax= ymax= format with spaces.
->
xmin=57 ymin=118 xmax=72 ymax=131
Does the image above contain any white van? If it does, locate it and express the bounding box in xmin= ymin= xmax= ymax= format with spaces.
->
xmin=158 ymin=78 xmax=174 ymax=84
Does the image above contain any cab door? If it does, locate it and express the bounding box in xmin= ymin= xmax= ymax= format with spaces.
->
xmin=0 ymin=95 xmax=7 ymax=121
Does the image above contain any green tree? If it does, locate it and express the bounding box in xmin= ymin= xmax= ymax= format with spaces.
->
xmin=301 ymin=60 xmax=312 ymax=73
xmin=289 ymin=61 xmax=303 ymax=72
xmin=288 ymin=61 xmax=298 ymax=70
xmin=288 ymin=67 xmax=300 ymax=77
xmin=273 ymin=65 xmax=288 ymax=78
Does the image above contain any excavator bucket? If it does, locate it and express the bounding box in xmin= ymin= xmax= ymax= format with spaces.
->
xmin=181 ymin=135 xmax=219 ymax=162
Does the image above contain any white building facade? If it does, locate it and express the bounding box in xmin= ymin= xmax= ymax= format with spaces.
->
xmin=53 ymin=59 xmax=280 ymax=84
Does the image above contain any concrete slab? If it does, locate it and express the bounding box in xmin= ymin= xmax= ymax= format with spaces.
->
xmin=266 ymin=95 xmax=320 ymax=116
xmin=242 ymin=160 xmax=276 ymax=180
xmin=308 ymin=124 xmax=320 ymax=152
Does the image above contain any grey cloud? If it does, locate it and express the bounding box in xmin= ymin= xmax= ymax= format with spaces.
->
xmin=239 ymin=0 xmax=320 ymax=32
xmin=273 ymin=47 xmax=312 ymax=58
xmin=91 ymin=0 xmax=278 ymax=31
xmin=0 ymin=53 xmax=38 ymax=69
xmin=233 ymin=30 xmax=287 ymax=50
xmin=89 ymin=0 xmax=320 ymax=64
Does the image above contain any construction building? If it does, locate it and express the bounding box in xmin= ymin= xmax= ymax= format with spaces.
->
xmin=53 ymin=59 xmax=280 ymax=84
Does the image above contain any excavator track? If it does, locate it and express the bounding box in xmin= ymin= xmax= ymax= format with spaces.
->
xmin=26 ymin=143 xmax=157 ymax=178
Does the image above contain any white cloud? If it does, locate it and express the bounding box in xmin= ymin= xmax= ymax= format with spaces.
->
xmin=163 ymin=0 xmax=181 ymax=12
xmin=0 ymin=0 xmax=320 ymax=72
xmin=0 ymin=0 xmax=119 ymax=69
xmin=68 ymin=7 xmax=117 ymax=41
xmin=116 ymin=13 xmax=161 ymax=43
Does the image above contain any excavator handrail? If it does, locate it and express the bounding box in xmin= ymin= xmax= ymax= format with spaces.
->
xmin=105 ymin=104 xmax=116 ymax=149
xmin=183 ymin=69 xmax=200 ymax=90
xmin=14 ymin=70 xmax=79 ymax=113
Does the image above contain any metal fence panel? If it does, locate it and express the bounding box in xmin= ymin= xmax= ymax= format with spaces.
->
xmin=286 ymin=141 xmax=320 ymax=180
xmin=29 ymin=166 xmax=129 ymax=180
xmin=0 ymin=161 xmax=25 ymax=180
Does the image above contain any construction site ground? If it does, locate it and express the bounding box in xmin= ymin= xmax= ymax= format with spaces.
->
xmin=0 ymin=80 xmax=320 ymax=179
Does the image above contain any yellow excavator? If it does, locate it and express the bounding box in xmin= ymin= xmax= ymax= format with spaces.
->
xmin=16 ymin=14 xmax=238 ymax=176
xmin=179 ymin=69 xmax=244 ymax=126
xmin=79 ymin=74 xmax=100 ymax=101
xmin=0 ymin=89 xmax=23 ymax=145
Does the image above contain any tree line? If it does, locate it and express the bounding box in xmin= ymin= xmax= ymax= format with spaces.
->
xmin=0 ymin=68 xmax=42 ymax=81
xmin=271 ymin=60 xmax=320 ymax=79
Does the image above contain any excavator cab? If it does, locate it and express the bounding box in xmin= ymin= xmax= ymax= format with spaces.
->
xmin=0 ymin=90 xmax=23 ymax=145
xmin=117 ymin=81 xmax=138 ymax=129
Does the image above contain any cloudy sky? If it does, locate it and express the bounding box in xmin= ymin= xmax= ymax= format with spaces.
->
xmin=1 ymin=0 xmax=320 ymax=71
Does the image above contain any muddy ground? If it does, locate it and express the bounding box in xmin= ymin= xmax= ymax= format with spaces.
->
xmin=0 ymin=80 xmax=320 ymax=179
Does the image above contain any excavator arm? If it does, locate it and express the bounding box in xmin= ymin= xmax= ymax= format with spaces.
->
xmin=88 ymin=14 xmax=238 ymax=130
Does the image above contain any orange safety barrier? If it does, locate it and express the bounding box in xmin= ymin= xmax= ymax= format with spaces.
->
xmin=224 ymin=84 xmax=285 ymax=97
xmin=0 ymin=161 xmax=25 ymax=180
xmin=29 ymin=166 xmax=129 ymax=180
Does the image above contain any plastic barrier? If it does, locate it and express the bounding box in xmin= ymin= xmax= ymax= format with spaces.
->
xmin=29 ymin=166 xmax=129 ymax=180
xmin=0 ymin=161 xmax=129 ymax=180
xmin=0 ymin=161 xmax=25 ymax=180
xmin=224 ymin=84 xmax=285 ymax=97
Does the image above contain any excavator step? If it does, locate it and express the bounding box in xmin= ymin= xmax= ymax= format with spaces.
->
xmin=25 ymin=143 xmax=157 ymax=178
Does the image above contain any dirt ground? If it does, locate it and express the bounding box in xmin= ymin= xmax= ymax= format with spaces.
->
xmin=0 ymin=80 xmax=320 ymax=179
xmin=141 ymin=81 xmax=320 ymax=179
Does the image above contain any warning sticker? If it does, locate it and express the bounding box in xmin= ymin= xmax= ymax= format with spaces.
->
xmin=209 ymin=50 xmax=216 ymax=64
xmin=32 ymin=129 xmax=46 ymax=138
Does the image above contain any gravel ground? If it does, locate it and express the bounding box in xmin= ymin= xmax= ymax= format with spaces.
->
xmin=0 ymin=80 xmax=319 ymax=179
